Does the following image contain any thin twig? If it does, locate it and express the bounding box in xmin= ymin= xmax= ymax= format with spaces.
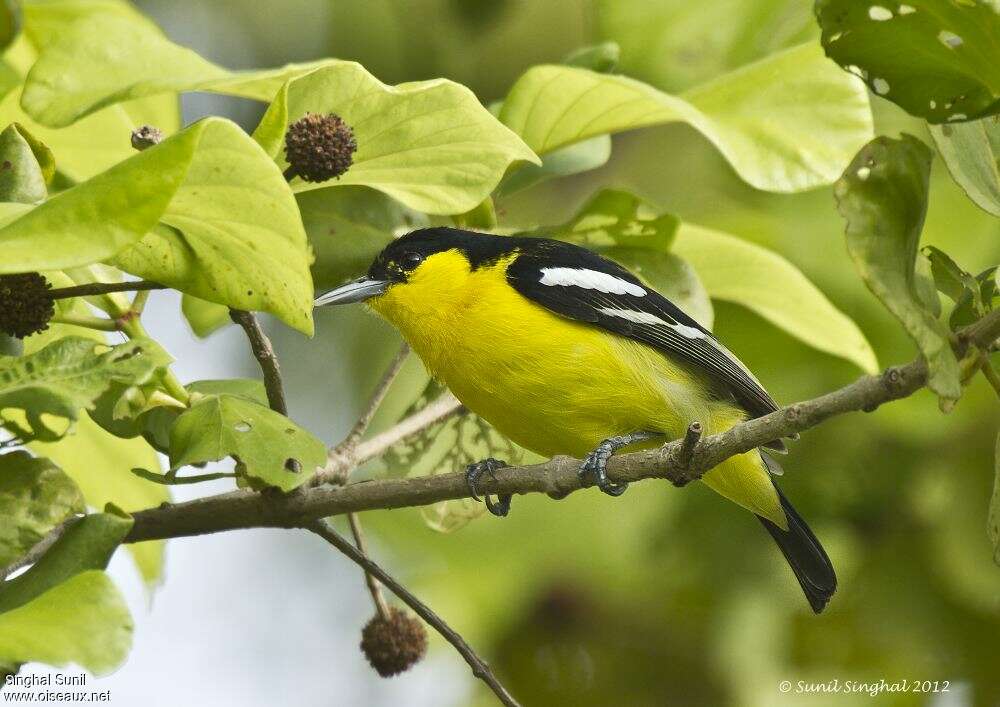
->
xmin=229 ymin=309 xmax=287 ymax=416
xmin=49 ymin=313 xmax=122 ymax=331
xmin=339 ymin=344 xmax=410 ymax=454
xmin=347 ymin=513 xmax=391 ymax=621
xmin=306 ymin=519 xmax=520 ymax=707
xmin=47 ymin=281 xmax=166 ymax=300
xmin=319 ymin=392 xmax=463 ymax=485
xmin=0 ymin=517 xmax=80 ymax=580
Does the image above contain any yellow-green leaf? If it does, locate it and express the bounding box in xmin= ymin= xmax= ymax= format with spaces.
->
xmin=499 ymin=42 xmax=873 ymax=193
xmin=253 ymin=62 xmax=540 ymax=214
xmin=672 ymin=223 xmax=879 ymax=373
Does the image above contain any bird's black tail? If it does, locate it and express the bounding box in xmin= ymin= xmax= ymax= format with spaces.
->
xmin=757 ymin=484 xmax=837 ymax=613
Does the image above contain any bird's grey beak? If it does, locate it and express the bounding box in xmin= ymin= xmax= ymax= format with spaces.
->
xmin=314 ymin=277 xmax=389 ymax=306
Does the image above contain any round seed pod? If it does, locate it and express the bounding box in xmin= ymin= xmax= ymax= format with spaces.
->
xmin=360 ymin=607 xmax=428 ymax=677
xmin=284 ymin=113 xmax=357 ymax=182
xmin=0 ymin=272 xmax=54 ymax=339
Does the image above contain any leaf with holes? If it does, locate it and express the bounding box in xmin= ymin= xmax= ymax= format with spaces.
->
xmin=816 ymin=0 xmax=1000 ymax=123
xmin=930 ymin=118 xmax=1000 ymax=217
xmin=252 ymin=61 xmax=539 ymax=215
xmin=0 ymin=336 xmax=171 ymax=442
xmin=499 ymin=42 xmax=873 ymax=192
xmin=168 ymin=395 xmax=325 ymax=491
xmin=0 ymin=451 xmax=84 ymax=568
xmin=835 ymin=134 xmax=960 ymax=400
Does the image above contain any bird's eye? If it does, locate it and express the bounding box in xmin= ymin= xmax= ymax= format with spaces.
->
xmin=400 ymin=252 xmax=424 ymax=271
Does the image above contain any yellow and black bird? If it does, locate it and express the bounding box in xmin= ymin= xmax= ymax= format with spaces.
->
xmin=316 ymin=227 xmax=837 ymax=612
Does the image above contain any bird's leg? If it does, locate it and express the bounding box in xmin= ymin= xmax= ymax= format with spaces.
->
xmin=464 ymin=457 xmax=512 ymax=517
xmin=579 ymin=431 xmax=662 ymax=497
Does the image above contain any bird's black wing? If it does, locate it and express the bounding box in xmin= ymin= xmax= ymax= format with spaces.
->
xmin=506 ymin=239 xmax=783 ymax=442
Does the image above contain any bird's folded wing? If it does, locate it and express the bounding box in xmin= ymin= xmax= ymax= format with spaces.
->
xmin=506 ymin=242 xmax=781 ymax=426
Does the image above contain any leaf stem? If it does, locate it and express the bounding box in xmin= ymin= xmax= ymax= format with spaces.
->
xmin=47 ymin=280 xmax=167 ymax=301
xmin=49 ymin=313 xmax=122 ymax=332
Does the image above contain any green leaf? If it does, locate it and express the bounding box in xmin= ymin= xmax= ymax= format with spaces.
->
xmin=950 ymin=267 xmax=999 ymax=331
xmin=991 ymin=429 xmax=1000 ymax=566
xmin=111 ymin=119 xmax=314 ymax=334
xmin=834 ymin=134 xmax=960 ymax=400
xmin=18 ymin=289 xmax=168 ymax=585
xmin=19 ymin=12 xmax=326 ymax=128
xmin=300 ymin=187 xmax=426 ymax=291
xmin=180 ymin=295 xmax=230 ymax=338
xmin=0 ymin=512 xmax=131 ymax=613
xmin=252 ymin=62 xmax=540 ymax=214
xmin=562 ymin=42 xmax=621 ymax=73
xmin=0 ymin=123 xmax=46 ymax=202
xmin=169 ymin=395 xmax=325 ymax=491
xmin=499 ymin=42 xmax=873 ymax=193
xmin=29 ymin=415 xmax=167 ymax=586
xmin=816 ymin=0 xmax=1000 ymax=124
xmin=923 ymin=245 xmax=979 ymax=304
xmin=496 ymin=134 xmax=612 ymax=197
xmin=0 ymin=570 xmax=131 ymax=675
xmin=187 ymin=378 xmax=268 ymax=406
xmin=595 ymin=0 xmax=816 ymax=92
xmin=0 ymin=1 xmax=20 ymax=52
xmin=0 ymin=451 xmax=84 ymax=568
xmin=0 ymin=336 xmax=171 ymax=442
xmin=672 ymin=223 xmax=879 ymax=373
xmin=929 ymin=118 xmax=1000 ymax=217
xmin=0 ymin=117 xmax=314 ymax=333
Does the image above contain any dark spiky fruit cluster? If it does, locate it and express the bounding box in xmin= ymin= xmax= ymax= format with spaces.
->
xmin=284 ymin=113 xmax=357 ymax=182
xmin=0 ymin=273 xmax=54 ymax=339
xmin=360 ymin=608 xmax=428 ymax=677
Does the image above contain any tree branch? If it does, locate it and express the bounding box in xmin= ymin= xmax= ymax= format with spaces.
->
xmin=121 ymin=307 xmax=1000 ymax=544
xmin=0 ymin=517 xmax=80 ymax=580
xmin=229 ymin=309 xmax=287 ymax=416
xmin=306 ymin=519 xmax=520 ymax=707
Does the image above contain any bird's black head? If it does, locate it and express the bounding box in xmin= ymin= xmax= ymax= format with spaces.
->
xmin=314 ymin=227 xmax=520 ymax=306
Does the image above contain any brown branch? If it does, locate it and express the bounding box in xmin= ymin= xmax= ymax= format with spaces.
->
xmin=306 ymin=519 xmax=520 ymax=707
xmin=47 ymin=281 xmax=167 ymax=301
xmin=229 ymin=309 xmax=287 ymax=416
xmin=122 ymin=302 xmax=1000 ymax=544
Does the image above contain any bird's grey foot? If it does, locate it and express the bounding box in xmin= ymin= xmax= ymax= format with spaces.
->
xmin=465 ymin=457 xmax=511 ymax=517
xmin=579 ymin=431 xmax=662 ymax=497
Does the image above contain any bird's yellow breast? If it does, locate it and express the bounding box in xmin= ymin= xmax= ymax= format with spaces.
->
xmin=368 ymin=249 xmax=782 ymax=524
